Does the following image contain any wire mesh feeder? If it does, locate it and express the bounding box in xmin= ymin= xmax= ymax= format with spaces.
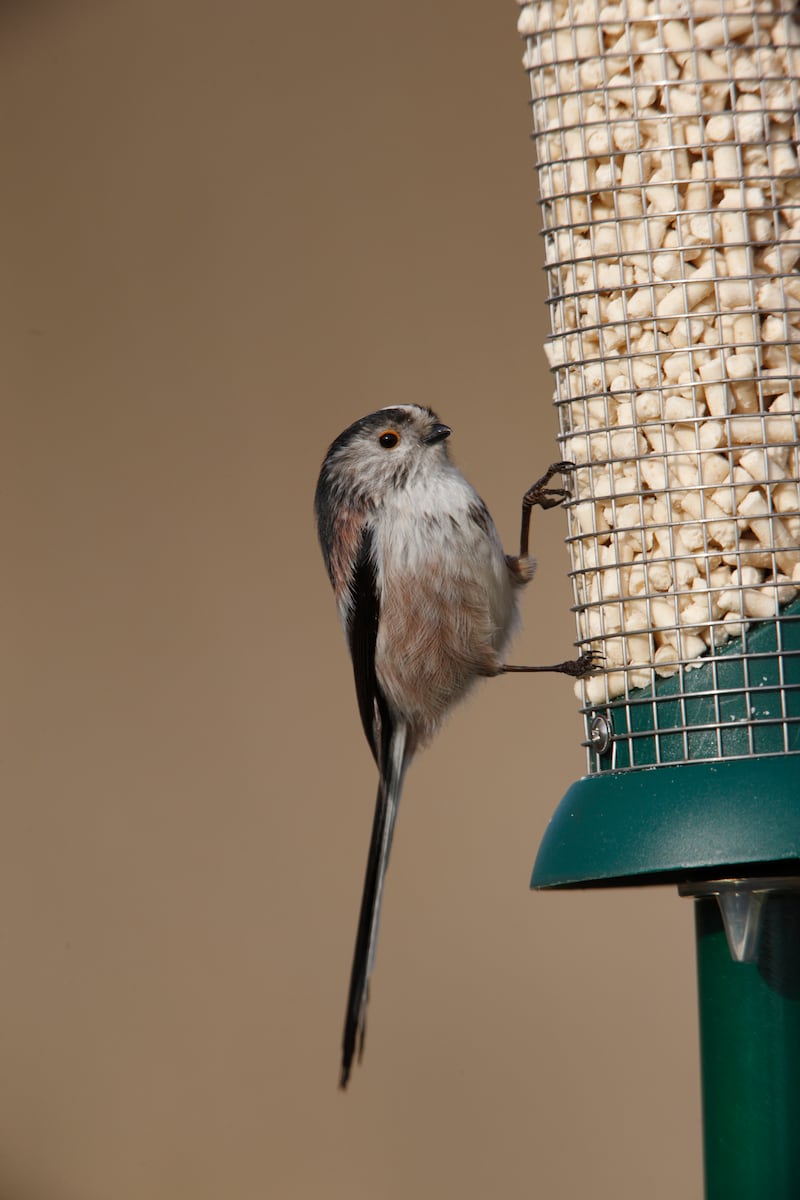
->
xmin=518 ymin=0 xmax=800 ymax=774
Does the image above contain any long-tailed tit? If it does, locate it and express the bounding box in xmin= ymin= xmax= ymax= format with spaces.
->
xmin=315 ymin=404 xmax=597 ymax=1088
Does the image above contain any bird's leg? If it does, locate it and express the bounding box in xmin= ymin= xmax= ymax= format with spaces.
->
xmin=518 ymin=460 xmax=576 ymax=559
xmin=501 ymin=650 xmax=603 ymax=677
xmin=506 ymin=462 xmax=601 ymax=677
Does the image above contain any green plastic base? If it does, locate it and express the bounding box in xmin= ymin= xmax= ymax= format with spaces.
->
xmin=532 ymin=756 xmax=800 ymax=889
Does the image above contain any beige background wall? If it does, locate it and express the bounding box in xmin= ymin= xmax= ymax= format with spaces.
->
xmin=4 ymin=2 xmax=700 ymax=1197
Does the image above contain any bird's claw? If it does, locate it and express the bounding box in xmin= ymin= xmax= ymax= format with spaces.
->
xmin=569 ymin=649 xmax=604 ymax=677
xmin=523 ymin=461 xmax=577 ymax=512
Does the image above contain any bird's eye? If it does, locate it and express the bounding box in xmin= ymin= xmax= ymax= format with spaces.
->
xmin=378 ymin=430 xmax=400 ymax=449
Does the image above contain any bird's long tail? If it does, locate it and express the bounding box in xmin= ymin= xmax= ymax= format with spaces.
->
xmin=340 ymin=725 xmax=408 ymax=1089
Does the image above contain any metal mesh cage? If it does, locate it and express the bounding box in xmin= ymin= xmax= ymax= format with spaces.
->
xmin=518 ymin=0 xmax=800 ymax=773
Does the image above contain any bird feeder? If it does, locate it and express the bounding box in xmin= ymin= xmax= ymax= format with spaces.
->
xmin=518 ymin=0 xmax=800 ymax=1193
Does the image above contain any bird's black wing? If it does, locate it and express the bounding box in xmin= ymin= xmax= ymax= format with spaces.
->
xmin=347 ymin=524 xmax=392 ymax=769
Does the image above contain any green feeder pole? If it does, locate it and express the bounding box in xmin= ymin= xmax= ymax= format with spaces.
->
xmin=681 ymin=880 xmax=800 ymax=1200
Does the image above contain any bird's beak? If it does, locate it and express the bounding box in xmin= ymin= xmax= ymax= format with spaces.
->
xmin=424 ymin=423 xmax=452 ymax=445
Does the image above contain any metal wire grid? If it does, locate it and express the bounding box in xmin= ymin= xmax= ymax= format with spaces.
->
xmin=590 ymin=614 xmax=800 ymax=768
xmin=518 ymin=0 xmax=800 ymax=769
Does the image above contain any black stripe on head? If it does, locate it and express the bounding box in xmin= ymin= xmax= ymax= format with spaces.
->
xmin=323 ymin=406 xmax=438 ymax=459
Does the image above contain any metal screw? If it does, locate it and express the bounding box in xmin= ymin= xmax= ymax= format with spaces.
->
xmin=589 ymin=712 xmax=613 ymax=755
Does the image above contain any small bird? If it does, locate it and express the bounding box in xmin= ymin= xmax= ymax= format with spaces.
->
xmin=315 ymin=405 xmax=596 ymax=1088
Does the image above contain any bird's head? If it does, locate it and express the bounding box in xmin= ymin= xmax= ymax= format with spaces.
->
xmin=316 ymin=405 xmax=453 ymax=511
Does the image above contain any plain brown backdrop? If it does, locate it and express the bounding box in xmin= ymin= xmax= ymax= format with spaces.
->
xmin=3 ymin=2 xmax=701 ymax=1197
